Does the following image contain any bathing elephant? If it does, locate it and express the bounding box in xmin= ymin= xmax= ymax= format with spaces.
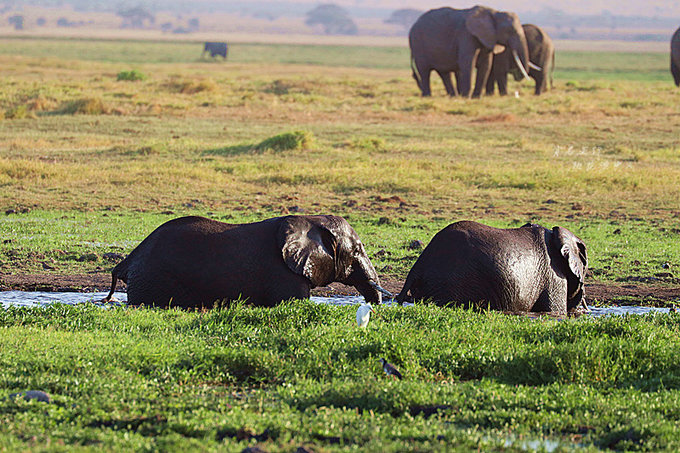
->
xmin=202 ymin=42 xmax=228 ymax=59
xmin=104 ymin=215 xmax=383 ymax=308
xmin=486 ymin=24 xmax=554 ymax=95
xmin=408 ymin=5 xmax=530 ymax=98
xmin=672 ymin=27 xmax=680 ymax=87
xmin=396 ymin=221 xmax=588 ymax=314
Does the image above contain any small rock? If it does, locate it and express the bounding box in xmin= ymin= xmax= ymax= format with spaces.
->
xmin=7 ymin=390 xmax=51 ymax=403
xmin=613 ymin=228 xmax=622 ymax=235
xmin=102 ymin=252 xmax=124 ymax=262
xmin=241 ymin=447 xmax=267 ymax=453
xmin=407 ymin=240 xmax=424 ymax=250
xmin=161 ymin=210 xmax=175 ymax=215
xmin=662 ymin=262 xmax=671 ymax=269
xmin=42 ymin=262 xmax=55 ymax=270
xmin=288 ymin=206 xmax=304 ymax=213
xmin=571 ymin=203 xmax=584 ymax=211
xmin=3 ymin=239 xmax=11 ymax=244
xmin=544 ymin=199 xmax=557 ymax=204
xmin=377 ymin=217 xmax=392 ymax=225
xmin=77 ymin=253 xmax=99 ymax=262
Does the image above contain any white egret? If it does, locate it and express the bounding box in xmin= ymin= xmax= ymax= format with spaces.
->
xmin=356 ymin=303 xmax=374 ymax=327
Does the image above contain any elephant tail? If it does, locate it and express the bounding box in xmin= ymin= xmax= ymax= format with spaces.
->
xmin=102 ymin=259 xmax=130 ymax=302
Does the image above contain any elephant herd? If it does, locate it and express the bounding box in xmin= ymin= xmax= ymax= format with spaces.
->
xmin=409 ymin=5 xmax=680 ymax=97
xmin=103 ymin=215 xmax=588 ymax=316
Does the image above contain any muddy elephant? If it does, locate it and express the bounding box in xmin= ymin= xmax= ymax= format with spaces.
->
xmin=486 ymin=24 xmax=554 ymax=95
xmin=104 ymin=215 xmax=383 ymax=308
xmin=396 ymin=221 xmax=588 ymax=314
xmin=672 ymin=27 xmax=680 ymax=86
xmin=408 ymin=5 xmax=530 ymax=98
xmin=202 ymin=42 xmax=228 ymax=59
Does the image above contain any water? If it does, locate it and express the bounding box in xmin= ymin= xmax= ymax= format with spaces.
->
xmin=0 ymin=291 xmax=673 ymax=316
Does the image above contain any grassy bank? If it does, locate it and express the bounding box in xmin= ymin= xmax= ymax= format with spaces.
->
xmin=1 ymin=210 xmax=679 ymax=288
xmin=1 ymin=302 xmax=680 ymax=451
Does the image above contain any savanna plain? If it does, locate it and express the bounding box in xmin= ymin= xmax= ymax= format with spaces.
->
xmin=0 ymin=37 xmax=680 ymax=451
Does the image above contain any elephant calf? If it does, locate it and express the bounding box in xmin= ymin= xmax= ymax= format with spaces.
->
xmin=396 ymin=221 xmax=588 ymax=314
xmin=104 ymin=215 xmax=383 ymax=308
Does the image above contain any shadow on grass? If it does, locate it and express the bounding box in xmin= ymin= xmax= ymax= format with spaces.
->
xmin=202 ymin=144 xmax=256 ymax=157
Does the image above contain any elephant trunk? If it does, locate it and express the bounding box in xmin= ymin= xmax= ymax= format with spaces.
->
xmin=345 ymin=255 xmax=383 ymax=304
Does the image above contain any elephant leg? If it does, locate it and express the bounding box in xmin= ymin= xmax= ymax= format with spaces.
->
xmin=534 ymin=72 xmax=546 ymax=95
xmin=672 ymin=60 xmax=680 ymax=87
xmin=437 ymin=70 xmax=457 ymax=96
xmin=418 ymin=67 xmax=432 ymax=96
xmin=496 ymin=73 xmax=508 ymax=96
xmin=485 ymin=72 xmax=495 ymax=95
xmin=472 ymin=51 xmax=492 ymax=98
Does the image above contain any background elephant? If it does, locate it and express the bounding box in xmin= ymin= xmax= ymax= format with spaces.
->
xmin=672 ymin=27 xmax=680 ymax=87
xmin=409 ymin=5 xmax=530 ymax=98
xmin=396 ymin=221 xmax=588 ymax=314
xmin=202 ymin=42 xmax=228 ymax=59
xmin=104 ymin=215 xmax=382 ymax=308
xmin=486 ymin=24 xmax=554 ymax=95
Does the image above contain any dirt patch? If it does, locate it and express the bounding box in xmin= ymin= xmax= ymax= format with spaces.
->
xmin=471 ymin=113 xmax=517 ymax=123
xmin=0 ymin=273 xmax=678 ymax=307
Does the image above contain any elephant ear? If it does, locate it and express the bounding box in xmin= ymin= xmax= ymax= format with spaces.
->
xmin=465 ymin=7 xmax=497 ymax=50
xmin=552 ymin=226 xmax=588 ymax=283
xmin=277 ymin=216 xmax=336 ymax=287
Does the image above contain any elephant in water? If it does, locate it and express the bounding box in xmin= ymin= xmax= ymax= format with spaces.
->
xmin=104 ymin=215 xmax=384 ymax=308
xmin=408 ymin=5 xmax=530 ymax=98
xmin=672 ymin=27 xmax=680 ymax=87
xmin=486 ymin=24 xmax=554 ymax=96
xmin=396 ymin=221 xmax=588 ymax=314
xmin=202 ymin=42 xmax=228 ymax=59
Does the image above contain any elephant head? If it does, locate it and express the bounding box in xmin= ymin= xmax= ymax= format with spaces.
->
xmin=277 ymin=215 xmax=382 ymax=304
xmin=551 ymin=226 xmax=588 ymax=311
xmin=465 ymin=6 xmax=530 ymax=79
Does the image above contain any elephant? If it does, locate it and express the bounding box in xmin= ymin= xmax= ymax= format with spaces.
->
xmin=202 ymin=42 xmax=228 ymax=59
xmin=408 ymin=5 xmax=530 ymax=98
xmin=396 ymin=221 xmax=588 ymax=314
xmin=103 ymin=215 xmax=384 ymax=309
xmin=486 ymin=24 xmax=554 ymax=96
xmin=672 ymin=27 xmax=680 ymax=87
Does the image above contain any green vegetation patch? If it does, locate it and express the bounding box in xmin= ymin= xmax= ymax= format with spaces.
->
xmin=255 ymin=130 xmax=315 ymax=152
xmin=116 ymin=69 xmax=147 ymax=81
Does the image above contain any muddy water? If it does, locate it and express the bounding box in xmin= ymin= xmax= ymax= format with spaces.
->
xmin=0 ymin=291 xmax=672 ymax=316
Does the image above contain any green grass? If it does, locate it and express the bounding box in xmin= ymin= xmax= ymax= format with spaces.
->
xmin=1 ymin=302 xmax=679 ymax=451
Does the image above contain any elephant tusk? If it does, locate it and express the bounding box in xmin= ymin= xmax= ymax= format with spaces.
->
xmin=512 ymin=50 xmax=530 ymax=80
xmin=368 ymin=280 xmax=394 ymax=299
xmin=528 ymin=61 xmax=542 ymax=72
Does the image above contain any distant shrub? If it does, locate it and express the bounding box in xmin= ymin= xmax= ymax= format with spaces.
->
xmin=117 ymin=69 xmax=147 ymax=81
xmin=255 ymin=131 xmax=315 ymax=152
xmin=5 ymin=105 xmax=34 ymax=119
xmin=350 ymin=137 xmax=386 ymax=151
xmin=59 ymin=97 xmax=108 ymax=115
xmin=166 ymin=78 xmax=216 ymax=94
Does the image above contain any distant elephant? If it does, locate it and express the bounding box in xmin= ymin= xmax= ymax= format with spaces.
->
xmin=672 ymin=27 xmax=680 ymax=87
xmin=409 ymin=5 xmax=530 ymax=98
xmin=104 ymin=215 xmax=383 ymax=308
xmin=486 ymin=24 xmax=554 ymax=95
xmin=202 ymin=42 xmax=228 ymax=59
xmin=396 ymin=221 xmax=588 ymax=314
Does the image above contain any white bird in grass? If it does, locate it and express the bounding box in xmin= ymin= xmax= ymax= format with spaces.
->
xmin=356 ymin=303 xmax=375 ymax=327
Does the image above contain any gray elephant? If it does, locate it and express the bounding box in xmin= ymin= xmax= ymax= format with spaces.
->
xmin=486 ymin=24 xmax=554 ymax=95
xmin=202 ymin=42 xmax=228 ymax=59
xmin=104 ymin=215 xmax=383 ymax=308
xmin=672 ymin=27 xmax=680 ymax=87
xmin=396 ymin=221 xmax=588 ymax=314
xmin=409 ymin=5 xmax=530 ymax=98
